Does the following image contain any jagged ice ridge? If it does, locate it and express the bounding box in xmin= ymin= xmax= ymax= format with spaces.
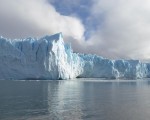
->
xmin=0 ymin=33 xmax=150 ymax=80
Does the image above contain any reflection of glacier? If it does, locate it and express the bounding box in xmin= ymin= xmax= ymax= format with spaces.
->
xmin=0 ymin=33 xmax=150 ymax=80
xmin=47 ymin=81 xmax=83 ymax=120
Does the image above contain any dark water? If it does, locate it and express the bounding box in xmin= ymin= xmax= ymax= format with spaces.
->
xmin=1 ymin=79 xmax=150 ymax=120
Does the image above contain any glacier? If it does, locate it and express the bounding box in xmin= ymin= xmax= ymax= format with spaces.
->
xmin=0 ymin=33 xmax=150 ymax=80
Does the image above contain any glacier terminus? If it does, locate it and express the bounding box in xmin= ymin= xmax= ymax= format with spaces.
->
xmin=0 ymin=33 xmax=150 ymax=80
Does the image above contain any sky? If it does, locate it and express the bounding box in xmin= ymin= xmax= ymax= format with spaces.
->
xmin=0 ymin=0 xmax=150 ymax=60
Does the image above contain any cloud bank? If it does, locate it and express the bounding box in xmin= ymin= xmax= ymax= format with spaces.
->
xmin=1 ymin=0 xmax=150 ymax=60
xmin=0 ymin=0 xmax=84 ymax=40
xmin=85 ymin=0 xmax=150 ymax=60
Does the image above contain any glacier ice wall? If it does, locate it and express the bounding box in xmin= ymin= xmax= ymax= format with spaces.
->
xmin=79 ymin=54 xmax=148 ymax=79
xmin=0 ymin=33 xmax=82 ymax=80
xmin=0 ymin=33 xmax=149 ymax=80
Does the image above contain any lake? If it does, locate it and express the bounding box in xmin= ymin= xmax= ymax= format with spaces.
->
xmin=0 ymin=79 xmax=150 ymax=120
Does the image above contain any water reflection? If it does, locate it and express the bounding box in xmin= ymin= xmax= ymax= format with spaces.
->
xmin=1 ymin=80 xmax=150 ymax=120
xmin=0 ymin=80 xmax=84 ymax=120
xmin=47 ymin=80 xmax=83 ymax=120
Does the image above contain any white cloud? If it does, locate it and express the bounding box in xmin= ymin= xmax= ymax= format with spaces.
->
xmin=0 ymin=0 xmax=85 ymax=40
xmin=1 ymin=0 xmax=150 ymax=60
xmin=85 ymin=0 xmax=150 ymax=60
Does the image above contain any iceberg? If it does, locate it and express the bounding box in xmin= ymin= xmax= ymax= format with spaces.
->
xmin=0 ymin=33 xmax=149 ymax=80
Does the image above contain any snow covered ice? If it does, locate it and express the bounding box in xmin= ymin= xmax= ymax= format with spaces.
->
xmin=0 ymin=33 xmax=150 ymax=80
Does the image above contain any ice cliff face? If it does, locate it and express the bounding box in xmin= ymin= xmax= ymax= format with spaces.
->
xmin=79 ymin=54 xmax=148 ymax=79
xmin=0 ymin=33 xmax=149 ymax=80
xmin=0 ymin=33 xmax=83 ymax=80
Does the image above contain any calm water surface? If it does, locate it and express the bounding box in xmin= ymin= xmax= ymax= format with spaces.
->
xmin=0 ymin=79 xmax=150 ymax=120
